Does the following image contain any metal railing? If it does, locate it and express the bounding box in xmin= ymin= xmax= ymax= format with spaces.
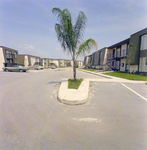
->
xmin=107 ymin=49 xmax=127 ymax=59
xmin=6 ymin=53 xmax=16 ymax=59
xmin=4 ymin=63 xmax=17 ymax=67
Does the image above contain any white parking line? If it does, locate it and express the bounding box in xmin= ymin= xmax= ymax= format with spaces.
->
xmin=121 ymin=83 xmax=147 ymax=102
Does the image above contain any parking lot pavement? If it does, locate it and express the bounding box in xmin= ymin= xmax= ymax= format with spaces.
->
xmin=0 ymin=68 xmax=147 ymax=150
xmin=89 ymin=82 xmax=147 ymax=149
xmin=122 ymin=83 xmax=147 ymax=100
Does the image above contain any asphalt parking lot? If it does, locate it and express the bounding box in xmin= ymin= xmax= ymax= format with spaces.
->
xmin=0 ymin=68 xmax=147 ymax=150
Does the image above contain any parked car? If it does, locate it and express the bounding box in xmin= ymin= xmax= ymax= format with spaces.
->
xmin=2 ymin=65 xmax=29 ymax=72
xmin=28 ymin=65 xmax=43 ymax=70
xmin=50 ymin=65 xmax=56 ymax=69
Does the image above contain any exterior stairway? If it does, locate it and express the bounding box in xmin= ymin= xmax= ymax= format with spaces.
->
xmin=106 ymin=57 xmax=119 ymax=71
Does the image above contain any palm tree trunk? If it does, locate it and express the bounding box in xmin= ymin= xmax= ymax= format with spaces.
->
xmin=73 ymin=51 xmax=76 ymax=82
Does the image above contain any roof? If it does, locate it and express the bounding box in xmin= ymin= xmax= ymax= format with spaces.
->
xmin=0 ymin=46 xmax=19 ymax=52
xmin=108 ymin=38 xmax=130 ymax=49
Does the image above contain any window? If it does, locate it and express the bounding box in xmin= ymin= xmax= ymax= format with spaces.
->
xmin=35 ymin=58 xmax=39 ymax=62
xmin=140 ymin=34 xmax=147 ymax=50
xmin=122 ymin=63 xmax=124 ymax=67
xmin=14 ymin=52 xmax=17 ymax=58
xmin=117 ymin=48 xmax=120 ymax=57
xmin=5 ymin=49 xmax=11 ymax=54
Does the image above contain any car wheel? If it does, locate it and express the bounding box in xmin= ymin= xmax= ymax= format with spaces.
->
xmin=5 ymin=69 xmax=9 ymax=72
xmin=19 ymin=69 xmax=23 ymax=72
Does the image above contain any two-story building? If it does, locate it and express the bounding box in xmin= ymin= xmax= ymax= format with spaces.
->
xmin=84 ymin=28 xmax=147 ymax=75
xmin=18 ymin=54 xmax=41 ymax=67
xmin=0 ymin=46 xmax=19 ymax=70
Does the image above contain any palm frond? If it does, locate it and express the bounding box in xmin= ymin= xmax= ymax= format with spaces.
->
xmin=76 ymin=38 xmax=97 ymax=58
xmin=74 ymin=11 xmax=87 ymax=45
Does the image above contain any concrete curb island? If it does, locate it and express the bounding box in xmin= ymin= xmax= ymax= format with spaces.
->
xmin=57 ymin=79 xmax=89 ymax=105
xmin=57 ymin=69 xmax=147 ymax=105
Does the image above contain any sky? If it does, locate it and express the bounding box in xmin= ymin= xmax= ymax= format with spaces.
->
xmin=0 ymin=0 xmax=147 ymax=61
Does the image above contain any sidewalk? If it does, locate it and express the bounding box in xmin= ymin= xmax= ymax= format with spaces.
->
xmin=57 ymin=69 xmax=147 ymax=105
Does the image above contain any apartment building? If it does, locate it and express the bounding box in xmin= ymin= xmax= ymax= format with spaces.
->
xmin=50 ymin=59 xmax=59 ymax=67
xmin=84 ymin=47 xmax=108 ymax=70
xmin=84 ymin=28 xmax=147 ymax=75
xmin=76 ymin=60 xmax=83 ymax=67
xmin=0 ymin=46 xmax=19 ymax=70
xmin=58 ymin=59 xmax=66 ymax=67
xmin=128 ymin=28 xmax=147 ymax=74
xmin=41 ymin=58 xmax=50 ymax=68
xmin=106 ymin=38 xmax=130 ymax=71
xmin=18 ymin=54 xmax=41 ymax=67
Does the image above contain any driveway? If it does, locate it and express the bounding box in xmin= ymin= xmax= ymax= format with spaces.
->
xmin=0 ymin=68 xmax=147 ymax=150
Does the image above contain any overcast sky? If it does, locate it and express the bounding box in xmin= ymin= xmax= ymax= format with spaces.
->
xmin=0 ymin=0 xmax=147 ymax=60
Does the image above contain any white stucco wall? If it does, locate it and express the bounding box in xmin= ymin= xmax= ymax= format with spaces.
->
xmin=24 ymin=55 xmax=29 ymax=67
xmin=71 ymin=61 xmax=73 ymax=66
xmin=139 ymin=57 xmax=147 ymax=72
xmin=130 ymin=65 xmax=138 ymax=73
xmin=60 ymin=60 xmax=65 ymax=66
xmin=50 ymin=60 xmax=59 ymax=67
xmin=103 ymin=48 xmax=108 ymax=64
xmin=30 ymin=57 xmax=39 ymax=66
xmin=121 ymin=44 xmax=127 ymax=56
xmin=0 ymin=47 xmax=5 ymax=70
xmin=43 ymin=59 xmax=48 ymax=67
xmin=30 ymin=57 xmax=35 ymax=66
xmin=120 ymin=59 xmax=126 ymax=71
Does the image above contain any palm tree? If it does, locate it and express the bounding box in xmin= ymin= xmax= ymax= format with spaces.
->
xmin=52 ymin=8 xmax=97 ymax=81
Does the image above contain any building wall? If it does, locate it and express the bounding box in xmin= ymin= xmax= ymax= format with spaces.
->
xmin=30 ymin=57 xmax=36 ymax=66
xmin=1 ymin=46 xmax=19 ymax=67
xmin=130 ymin=65 xmax=138 ymax=73
xmin=50 ymin=59 xmax=59 ymax=67
xmin=18 ymin=55 xmax=25 ymax=66
xmin=24 ymin=55 xmax=29 ymax=67
xmin=139 ymin=57 xmax=147 ymax=73
xmin=120 ymin=59 xmax=126 ymax=71
xmin=29 ymin=56 xmax=40 ymax=66
xmin=0 ymin=47 xmax=5 ymax=70
xmin=127 ymin=28 xmax=147 ymax=65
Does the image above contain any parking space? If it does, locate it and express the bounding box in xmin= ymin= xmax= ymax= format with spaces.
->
xmin=122 ymin=83 xmax=147 ymax=100
xmin=89 ymin=82 xmax=147 ymax=149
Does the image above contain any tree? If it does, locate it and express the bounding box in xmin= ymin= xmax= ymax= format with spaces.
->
xmin=52 ymin=8 xmax=97 ymax=81
xmin=127 ymin=44 xmax=135 ymax=73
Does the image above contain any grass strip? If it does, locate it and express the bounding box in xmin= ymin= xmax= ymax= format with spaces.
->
xmin=68 ymin=78 xmax=83 ymax=89
xmin=58 ymin=66 xmax=69 ymax=68
xmin=103 ymin=72 xmax=147 ymax=81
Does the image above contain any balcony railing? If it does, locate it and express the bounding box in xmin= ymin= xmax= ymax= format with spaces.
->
xmin=6 ymin=53 xmax=16 ymax=59
xmin=4 ymin=63 xmax=17 ymax=67
xmin=120 ymin=49 xmax=127 ymax=57
xmin=107 ymin=50 xmax=127 ymax=59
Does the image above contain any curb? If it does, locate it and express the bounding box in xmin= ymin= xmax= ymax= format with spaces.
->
xmin=77 ymin=68 xmax=112 ymax=79
xmin=57 ymin=79 xmax=89 ymax=105
xmin=57 ymin=71 xmax=147 ymax=106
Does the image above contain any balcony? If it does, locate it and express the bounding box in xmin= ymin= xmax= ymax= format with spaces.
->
xmin=107 ymin=50 xmax=127 ymax=60
xmin=4 ymin=63 xmax=17 ymax=67
xmin=6 ymin=53 xmax=16 ymax=59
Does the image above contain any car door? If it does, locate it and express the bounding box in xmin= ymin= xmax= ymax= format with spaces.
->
xmin=13 ymin=66 xmax=19 ymax=71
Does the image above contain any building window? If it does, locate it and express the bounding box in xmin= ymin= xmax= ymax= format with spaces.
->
xmin=140 ymin=34 xmax=147 ymax=50
xmin=14 ymin=52 xmax=17 ymax=58
xmin=5 ymin=49 xmax=11 ymax=54
xmin=122 ymin=63 xmax=124 ymax=67
xmin=35 ymin=58 xmax=39 ymax=62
